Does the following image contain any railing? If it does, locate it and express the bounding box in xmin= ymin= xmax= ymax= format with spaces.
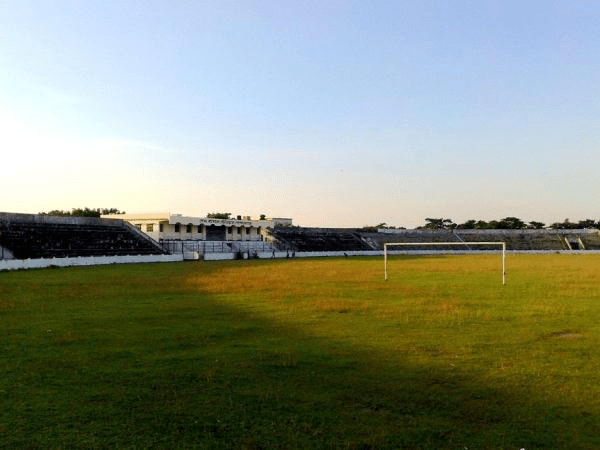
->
xmin=262 ymin=228 xmax=293 ymax=250
xmin=121 ymin=220 xmax=168 ymax=254
xmin=160 ymin=240 xmax=277 ymax=255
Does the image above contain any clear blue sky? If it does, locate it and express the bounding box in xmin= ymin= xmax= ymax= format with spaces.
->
xmin=1 ymin=1 xmax=599 ymax=228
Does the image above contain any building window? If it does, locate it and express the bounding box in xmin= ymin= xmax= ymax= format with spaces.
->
xmin=227 ymin=227 xmax=232 ymax=234
xmin=238 ymin=226 xmax=243 ymax=234
xmin=175 ymin=223 xmax=181 ymax=232
xmin=135 ymin=224 xmax=142 ymax=230
xmin=186 ymin=224 xmax=192 ymax=233
xmin=246 ymin=227 xmax=251 ymax=234
xmin=146 ymin=224 xmax=154 ymax=232
xmin=159 ymin=224 xmax=164 ymax=232
xmin=198 ymin=225 xmax=203 ymax=233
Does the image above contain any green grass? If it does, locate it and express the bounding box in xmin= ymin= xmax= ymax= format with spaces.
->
xmin=1 ymin=255 xmax=600 ymax=448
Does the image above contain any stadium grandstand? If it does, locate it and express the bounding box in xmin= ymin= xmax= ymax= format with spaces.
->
xmin=102 ymin=212 xmax=600 ymax=254
xmin=3 ymin=210 xmax=600 ymax=270
xmin=364 ymin=228 xmax=600 ymax=251
xmin=0 ymin=212 xmax=167 ymax=260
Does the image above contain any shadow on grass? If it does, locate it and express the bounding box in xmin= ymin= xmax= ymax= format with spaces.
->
xmin=1 ymin=263 xmax=599 ymax=449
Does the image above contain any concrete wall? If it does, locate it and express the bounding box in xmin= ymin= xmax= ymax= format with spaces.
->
xmin=202 ymin=249 xmax=600 ymax=261
xmin=6 ymin=248 xmax=600 ymax=268
xmin=203 ymin=253 xmax=236 ymax=261
xmin=0 ymin=254 xmax=184 ymax=271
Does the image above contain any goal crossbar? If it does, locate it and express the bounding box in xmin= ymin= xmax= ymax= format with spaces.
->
xmin=384 ymin=242 xmax=506 ymax=285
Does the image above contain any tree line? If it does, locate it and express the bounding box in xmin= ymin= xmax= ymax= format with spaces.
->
xmin=39 ymin=208 xmax=125 ymax=218
xmin=421 ymin=217 xmax=600 ymax=230
xmin=364 ymin=217 xmax=600 ymax=231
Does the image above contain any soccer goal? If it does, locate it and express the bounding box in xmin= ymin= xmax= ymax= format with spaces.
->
xmin=384 ymin=242 xmax=506 ymax=285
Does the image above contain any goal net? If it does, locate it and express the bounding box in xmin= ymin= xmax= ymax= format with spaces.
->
xmin=384 ymin=242 xmax=506 ymax=285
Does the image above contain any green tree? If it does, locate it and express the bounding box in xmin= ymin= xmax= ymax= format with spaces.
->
xmin=497 ymin=217 xmax=526 ymax=229
xmin=456 ymin=219 xmax=477 ymax=229
xmin=207 ymin=212 xmax=231 ymax=219
xmin=527 ymin=221 xmax=546 ymax=229
xmin=40 ymin=208 xmax=125 ymax=218
xmin=422 ymin=218 xmax=455 ymax=230
xmin=100 ymin=208 xmax=125 ymax=215
xmin=577 ymin=219 xmax=597 ymax=229
xmin=40 ymin=209 xmax=71 ymax=217
xmin=550 ymin=219 xmax=578 ymax=229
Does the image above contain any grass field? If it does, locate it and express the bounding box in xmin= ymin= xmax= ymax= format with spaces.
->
xmin=2 ymin=254 xmax=600 ymax=449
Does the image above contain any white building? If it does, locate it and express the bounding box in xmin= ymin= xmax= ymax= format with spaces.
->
xmin=101 ymin=212 xmax=292 ymax=243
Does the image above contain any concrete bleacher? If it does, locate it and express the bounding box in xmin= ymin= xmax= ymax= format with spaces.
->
xmin=0 ymin=212 xmax=166 ymax=260
xmin=458 ymin=229 xmax=600 ymax=250
xmin=579 ymin=231 xmax=600 ymax=249
xmin=270 ymin=228 xmax=373 ymax=252
xmin=553 ymin=229 xmax=600 ymax=250
xmin=453 ymin=230 xmax=563 ymax=251
xmin=364 ymin=229 xmax=463 ymax=250
xmin=362 ymin=229 xmax=600 ymax=251
xmin=5 ymin=211 xmax=599 ymax=264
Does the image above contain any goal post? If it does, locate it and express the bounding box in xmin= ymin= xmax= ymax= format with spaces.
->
xmin=384 ymin=242 xmax=506 ymax=285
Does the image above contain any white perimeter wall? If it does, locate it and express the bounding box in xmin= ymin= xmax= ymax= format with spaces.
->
xmin=0 ymin=254 xmax=184 ymax=271
xmin=202 ymin=249 xmax=600 ymax=261
xmin=5 ymin=249 xmax=600 ymax=268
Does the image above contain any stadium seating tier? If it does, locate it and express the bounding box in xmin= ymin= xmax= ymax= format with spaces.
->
xmin=0 ymin=213 xmax=166 ymax=259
